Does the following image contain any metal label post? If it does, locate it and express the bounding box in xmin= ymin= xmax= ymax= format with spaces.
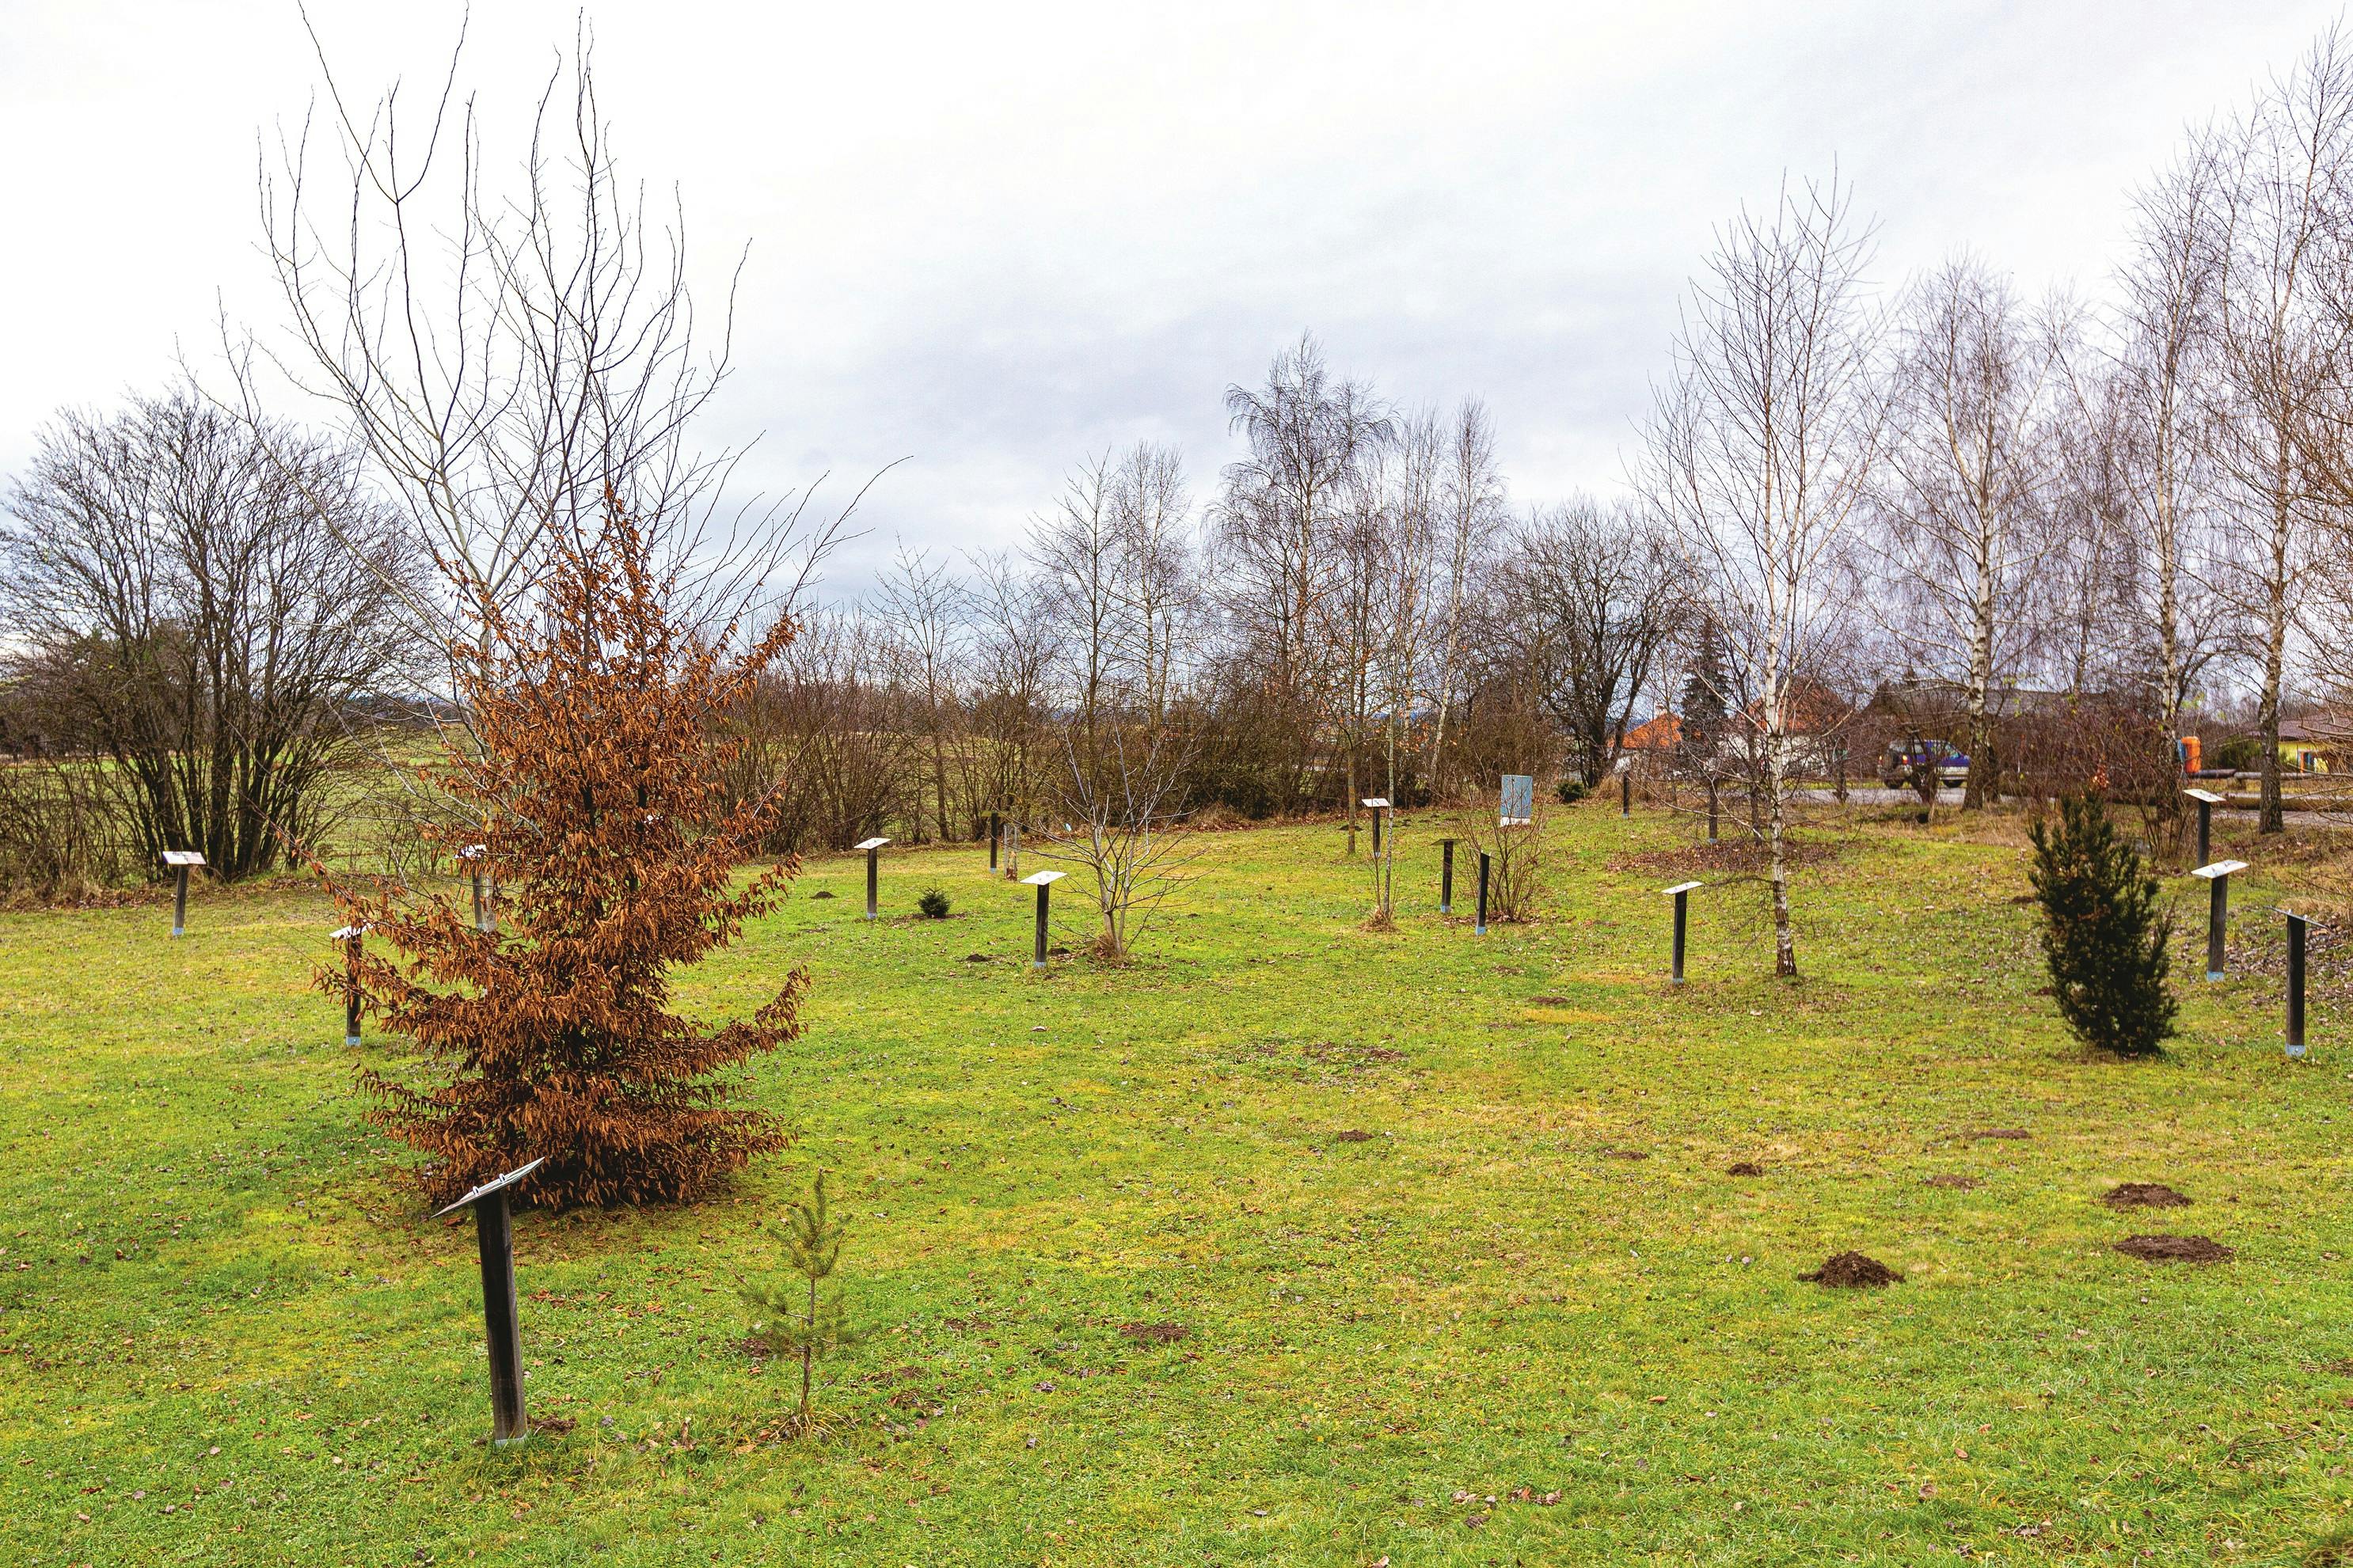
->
xmin=2191 ymin=859 xmax=2246 ymax=982
xmin=433 ymin=1158 xmax=545 ymax=1446
xmin=458 ymin=844 xmax=492 ymax=934
xmin=1476 ymin=852 xmax=1492 ymax=936
xmin=1361 ymin=797 xmax=1391 ymax=918
xmin=1665 ymin=881 xmax=1702 ymax=984
xmin=162 ymin=850 xmax=204 ymax=938
xmin=855 ymin=837 xmax=891 ymax=922
xmin=988 ymin=813 xmax=1001 ymax=870
xmin=1706 ymin=780 xmax=1719 ymax=844
xmin=1621 ymin=772 xmax=1631 ymax=818
xmin=2184 ymin=788 xmax=2224 ymax=868
xmin=2287 ymin=910 xmax=2309 ymax=1057
xmin=1439 ymin=838 xmax=1456 ymax=915
xmin=1021 ymin=870 xmax=1064 ymax=968
xmin=332 ymin=923 xmax=366 ymax=1047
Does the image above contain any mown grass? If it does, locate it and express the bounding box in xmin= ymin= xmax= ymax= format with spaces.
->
xmin=1 ymin=802 xmax=2348 ymax=1566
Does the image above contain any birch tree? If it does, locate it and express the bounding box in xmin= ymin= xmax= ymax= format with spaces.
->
xmin=1641 ymin=176 xmax=1884 ymax=978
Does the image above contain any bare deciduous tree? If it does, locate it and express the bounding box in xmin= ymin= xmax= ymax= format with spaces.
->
xmin=1642 ymin=175 xmax=1884 ymax=978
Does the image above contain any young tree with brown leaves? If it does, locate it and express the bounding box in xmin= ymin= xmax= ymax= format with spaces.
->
xmin=327 ymin=497 xmax=804 ymax=1210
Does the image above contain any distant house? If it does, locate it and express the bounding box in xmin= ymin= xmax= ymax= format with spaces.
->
xmin=2276 ymin=717 xmax=2343 ymax=774
xmin=1622 ymin=712 xmax=1682 ymax=754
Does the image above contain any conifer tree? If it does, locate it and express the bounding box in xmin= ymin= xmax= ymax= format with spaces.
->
xmin=741 ymin=1171 xmax=859 ymax=1438
xmin=2028 ymin=792 xmax=2179 ymax=1057
xmin=325 ymin=494 xmax=804 ymax=1209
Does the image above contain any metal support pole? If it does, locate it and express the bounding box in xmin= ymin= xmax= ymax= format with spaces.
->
xmin=1673 ymin=890 xmax=1689 ymax=984
xmin=989 ymin=813 xmax=1001 ymax=869
xmin=2196 ymin=799 xmax=2211 ymax=867
xmin=344 ymin=932 xmax=363 ymax=1048
xmin=476 ymin=1194 xmax=526 ymax=1444
xmin=172 ymin=867 xmax=188 ymax=939
xmin=2287 ymin=913 xmax=2307 ymax=1057
xmin=1033 ymin=883 xmax=1050 ymax=968
xmin=1370 ymin=808 xmax=1383 ymax=857
xmin=471 ymin=874 xmax=487 ymax=935
xmin=1621 ymin=772 xmax=1631 ymax=818
xmin=433 ymin=1159 xmax=542 ymax=1448
xmin=1475 ymin=852 xmax=1491 ymax=936
xmin=1706 ymin=780 xmax=1718 ymax=844
xmin=2207 ymin=875 xmax=2228 ymax=981
xmin=1439 ymin=838 xmax=1455 ymax=915
xmin=866 ymin=847 xmax=880 ymax=921
xmin=1005 ymin=825 xmax=1020 ymax=880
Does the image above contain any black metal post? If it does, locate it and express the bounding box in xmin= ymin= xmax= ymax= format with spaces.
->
xmin=1673 ymin=890 xmax=1689 ymax=985
xmin=989 ymin=813 xmax=1001 ymax=869
xmin=1475 ymin=851 xmax=1492 ymax=936
xmin=172 ymin=866 xmax=189 ymax=938
xmin=2207 ymin=875 xmax=2228 ymax=981
xmin=2287 ymin=913 xmax=2307 ymax=1057
xmin=1621 ymin=772 xmax=1631 ymax=817
xmin=1706 ymin=780 xmax=1718 ymax=844
xmin=1370 ymin=808 xmax=1382 ymax=857
xmin=470 ymin=873 xmax=487 ymax=934
xmin=474 ymin=1192 xmax=527 ymax=1444
xmin=1439 ymin=839 xmax=1456 ymax=915
xmin=1033 ymin=883 xmax=1050 ymax=969
xmin=344 ymin=933 xmax=363 ymax=1048
xmin=2196 ymin=798 xmax=2212 ymax=867
xmin=866 ymin=846 xmax=880 ymax=922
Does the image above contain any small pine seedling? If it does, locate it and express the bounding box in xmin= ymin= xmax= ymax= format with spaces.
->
xmin=917 ymin=887 xmax=951 ymax=920
xmin=2028 ymin=791 xmax=2179 ymax=1057
xmin=740 ymin=1171 xmax=860 ymax=1437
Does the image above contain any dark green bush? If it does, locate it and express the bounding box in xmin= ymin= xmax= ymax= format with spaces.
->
xmin=1556 ymin=778 xmax=1590 ymax=804
xmin=2028 ymin=792 xmax=2178 ymax=1057
xmin=916 ymin=887 xmax=951 ymax=920
xmin=2210 ymin=734 xmax=2265 ymax=773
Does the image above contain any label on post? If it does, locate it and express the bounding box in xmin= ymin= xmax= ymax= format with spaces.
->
xmin=2183 ymin=788 xmax=2226 ymax=805
xmin=2190 ymin=860 xmax=2248 ymax=880
xmin=162 ymin=850 xmax=207 ymax=867
xmin=431 ymin=1158 xmax=548 ymax=1220
xmin=1020 ymin=870 xmax=1065 ymax=887
xmin=1663 ymin=881 xmax=1703 ymax=897
xmin=854 ymin=837 xmax=891 ymax=852
xmin=1498 ymin=775 xmax=1534 ymax=826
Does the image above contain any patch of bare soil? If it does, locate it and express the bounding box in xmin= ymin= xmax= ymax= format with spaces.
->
xmin=1596 ymin=1146 xmax=1648 ymax=1160
xmin=1800 ymin=1251 xmax=1904 ymax=1288
xmin=2115 ymin=1233 xmax=2233 ymax=1264
xmin=809 ymin=888 xmax=835 ymax=899
xmin=964 ymin=951 xmax=990 ymax=962
xmin=530 ymin=1414 xmax=577 ymax=1437
xmin=1331 ymin=1129 xmax=1378 ymax=1143
xmin=2104 ymin=1182 xmax=2191 ymax=1209
xmin=1922 ymin=1175 xmax=1980 ymax=1190
xmin=1527 ymin=994 xmax=1573 ymax=1006
xmin=1967 ymin=1128 xmax=2032 ymax=1141
xmin=1725 ymin=1161 xmax=1765 ymax=1177
xmin=1120 ymin=1322 xmax=1190 ymax=1345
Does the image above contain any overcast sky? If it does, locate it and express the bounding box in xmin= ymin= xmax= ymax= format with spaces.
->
xmin=2 ymin=1 xmax=2343 ymax=594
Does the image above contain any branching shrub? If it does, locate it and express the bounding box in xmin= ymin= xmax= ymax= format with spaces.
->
xmin=2028 ymin=792 xmax=2179 ymax=1057
xmin=740 ymin=1171 xmax=859 ymax=1439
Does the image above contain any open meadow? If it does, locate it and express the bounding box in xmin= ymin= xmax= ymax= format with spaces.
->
xmin=2 ymin=803 xmax=2350 ymax=1566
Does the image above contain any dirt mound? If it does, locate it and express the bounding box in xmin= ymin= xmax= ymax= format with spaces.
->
xmin=1119 ymin=1322 xmax=1190 ymax=1345
xmin=1922 ymin=1175 xmax=1980 ymax=1190
xmin=2115 ymin=1233 xmax=2233 ymax=1264
xmin=1725 ymin=1161 xmax=1765 ymax=1177
xmin=964 ymin=952 xmax=990 ymax=962
xmin=1331 ymin=1129 xmax=1378 ymax=1143
xmin=1526 ymin=994 xmax=1573 ymax=1006
xmin=1799 ymin=1251 xmax=1904 ymax=1288
xmin=2104 ymin=1182 xmax=2191 ymax=1209
xmin=810 ymin=889 xmax=835 ymax=899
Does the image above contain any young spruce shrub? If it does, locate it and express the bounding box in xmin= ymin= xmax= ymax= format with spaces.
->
xmin=916 ymin=887 xmax=951 ymax=920
xmin=2028 ymin=792 xmax=2179 ymax=1057
xmin=741 ymin=1171 xmax=859 ymax=1438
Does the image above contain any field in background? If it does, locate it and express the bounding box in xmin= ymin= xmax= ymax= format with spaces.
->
xmin=2 ymin=803 xmax=2348 ymax=1566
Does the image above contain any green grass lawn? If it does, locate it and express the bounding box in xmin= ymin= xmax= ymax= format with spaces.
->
xmin=2 ymin=803 xmax=2347 ymax=1566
